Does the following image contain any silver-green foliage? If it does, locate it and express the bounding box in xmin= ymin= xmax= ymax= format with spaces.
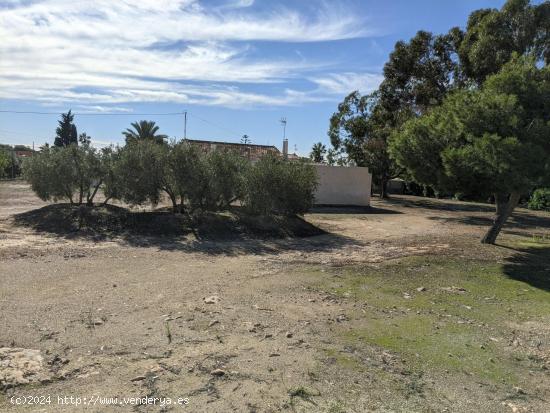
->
xmin=24 ymin=140 xmax=318 ymax=217
xmin=243 ymin=154 xmax=318 ymax=216
xmin=23 ymin=143 xmax=107 ymax=205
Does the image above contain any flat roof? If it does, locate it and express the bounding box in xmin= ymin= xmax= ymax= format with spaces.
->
xmin=183 ymin=138 xmax=279 ymax=151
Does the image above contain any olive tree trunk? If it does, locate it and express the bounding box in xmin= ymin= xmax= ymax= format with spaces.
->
xmin=481 ymin=191 xmax=521 ymax=244
xmin=87 ymin=180 xmax=102 ymax=206
xmin=162 ymin=187 xmax=178 ymax=212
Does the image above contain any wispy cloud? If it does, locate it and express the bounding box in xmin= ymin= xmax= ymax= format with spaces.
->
xmin=217 ymin=0 xmax=256 ymax=10
xmin=76 ymin=105 xmax=134 ymax=113
xmin=0 ymin=0 xmax=374 ymax=108
xmin=311 ymin=72 xmax=384 ymax=95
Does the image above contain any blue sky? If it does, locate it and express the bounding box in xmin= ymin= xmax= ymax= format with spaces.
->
xmin=0 ymin=0 xmax=511 ymax=153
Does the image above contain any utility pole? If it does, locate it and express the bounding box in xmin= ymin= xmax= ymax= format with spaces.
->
xmin=184 ymin=111 xmax=187 ymax=140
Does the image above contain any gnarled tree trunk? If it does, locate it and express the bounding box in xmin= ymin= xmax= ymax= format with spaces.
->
xmin=78 ymin=185 xmax=84 ymax=205
xmin=87 ymin=180 xmax=102 ymax=206
xmin=162 ymin=188 xmax=177 ymax=212
xmin=481 ymin=191 xmax=521 ymax=245
xmin=495 ymin=193 xmax=509 ymax=216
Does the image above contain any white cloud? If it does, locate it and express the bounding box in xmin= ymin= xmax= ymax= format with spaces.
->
xmin=218 ymin=0 xmax=255 ymax=10
xmin=0 ymin=0 xmax=373 ymax=107
xmin=76 ymin=105 xmax=134 ymax=113
xmin=311 ymin=72 xmax=384 ymax=95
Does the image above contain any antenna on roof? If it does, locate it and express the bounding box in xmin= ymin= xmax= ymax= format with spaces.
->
xmin=183 ymin=111 xmax=187 ymax=140
xmin=279 ymin=117 xmax=287 ymax=141
xmin=280 ymin=117 xmax=289 ymax=158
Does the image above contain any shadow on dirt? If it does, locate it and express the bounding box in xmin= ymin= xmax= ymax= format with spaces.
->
xmin=427 ymin=211 xmax=550 ymax=234
xmin=12 ymin=203 xmax=363 ymax=256
xmin=310 ymin=205 xmax=401 ymax=215
xmin=384 ymin=196 xmax=550 ymax=232
xmin=383 ymin=196 xmax=497 ymax=213
xmin=502 ymin=244 xmax=550 ymax=291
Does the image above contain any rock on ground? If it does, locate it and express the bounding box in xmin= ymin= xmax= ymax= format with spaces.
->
xmin=0 ymin=347 xmax=51 ymax=388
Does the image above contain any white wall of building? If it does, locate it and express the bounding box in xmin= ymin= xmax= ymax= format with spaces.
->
xmin=313 ymin=165 xmax=371 ymax=206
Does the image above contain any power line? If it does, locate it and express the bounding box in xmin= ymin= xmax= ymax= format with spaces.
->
xmin=0 ymin=108 xmax=262 ymax=144
xmin=0 ymin=110 xmax=184 ymax=116
xmin=186 ymin=112 xmax=244 ymax=139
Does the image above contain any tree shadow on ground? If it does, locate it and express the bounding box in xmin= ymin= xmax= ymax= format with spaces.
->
xmin=124 ymin=231 xmax=363 ymax=256
xmin=309 ymin=205 xmax=401 ymax=215
xmin=427 ymin=211 xmax=550 ymax=233
xmin=383 ymin=196 xmax=496 ymax=213
xmin=501 ymin=244 xmax=550 ymax=291
xmin=12 ymin=203 xmax=364 ymax=256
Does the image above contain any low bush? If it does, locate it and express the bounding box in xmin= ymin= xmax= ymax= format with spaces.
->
xmin=23 ymin=143 xmax=109 ymax=205
xmin=528 ymin=188 xmax=550 ymax=211
xmin=242 ymin=154 xmax=317 ymax=216
xmin=0 ymin=148 xmax=11 ymax=178
xmin=114 ymin=140 xmax=166 ymax=207
xmin=203 ymin=149 xmax=249 ymax=211
xmin=24 ymin=141 xmax=318 ymax=217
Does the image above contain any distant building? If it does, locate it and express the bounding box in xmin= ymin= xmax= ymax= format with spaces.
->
xmin=285 ymin=152 xmax=303 ymax=161
xmin=313 ymin=164 xmax=372 ymax=207
xmin=183 ymin=138 xmax=280 ymax=161
xmin=183 ymin=138 xmax=372 ymax=206
xmin=14 ymin=150 xmax=34 ymax=158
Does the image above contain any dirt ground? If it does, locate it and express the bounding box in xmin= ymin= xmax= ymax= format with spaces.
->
xmin=1 ymin=180 xmax=549 ymax=412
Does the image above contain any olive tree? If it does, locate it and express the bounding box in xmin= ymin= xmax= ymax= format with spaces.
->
xmin=0 ymin=148 xmax=10 ymax=178
xmin=165 ymin=143 xmax=248 ymax=212
xmin=100 ymin=145 xmax=123 ymax=205
xmin=113 ymin=140 xmax=167 ymax=207
xmin=243 ymin=155 xmax=317 ymax=216
xmin=23 ymin=144 xmax=106 ymax=205
xmin=203 ymin=149 xmax=249 ymax=210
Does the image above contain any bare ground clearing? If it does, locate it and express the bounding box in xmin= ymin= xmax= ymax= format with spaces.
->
xmin=1 ymin=180 xmax=549 ymax=412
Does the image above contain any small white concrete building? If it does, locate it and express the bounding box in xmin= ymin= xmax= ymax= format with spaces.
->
xmin=313 ymin=164 xmax=372 ymax=206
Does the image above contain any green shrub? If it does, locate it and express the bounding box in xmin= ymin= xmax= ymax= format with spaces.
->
xmin=100 ymin=146 xmax=122 ymax=204
xmin=203 ymin=149 xmax=249 ymax=210
xmin=528 ymin=188 xmax=550 ymax=211
xmin=0 ymin=148 xmax=10 ymax=178
xmin=113 ymin=140 xmax=166 ymax=206
xmin=24 ymin=140 xmax=317 ymax=217
xmin=23 ymin=148 xmax=61 ymax=200
xmin=166 ymin=142 xmax=208 ymax=212
xmin=243 ymin=155 xmax=317 ymax=216
xmin=23 ymin=144 xmax=105 ymax=205
xmin=164 ymin=143 xmax=249 ymax=213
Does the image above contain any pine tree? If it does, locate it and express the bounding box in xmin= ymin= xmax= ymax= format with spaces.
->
xmin=54 ymin=110 xmax=78 ymax=147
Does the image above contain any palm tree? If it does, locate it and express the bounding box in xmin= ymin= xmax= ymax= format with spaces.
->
xmin=309 ymin=142 xmax=327 ymax=163
xmin=123 ymin=120 xmax=168 ymax=144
